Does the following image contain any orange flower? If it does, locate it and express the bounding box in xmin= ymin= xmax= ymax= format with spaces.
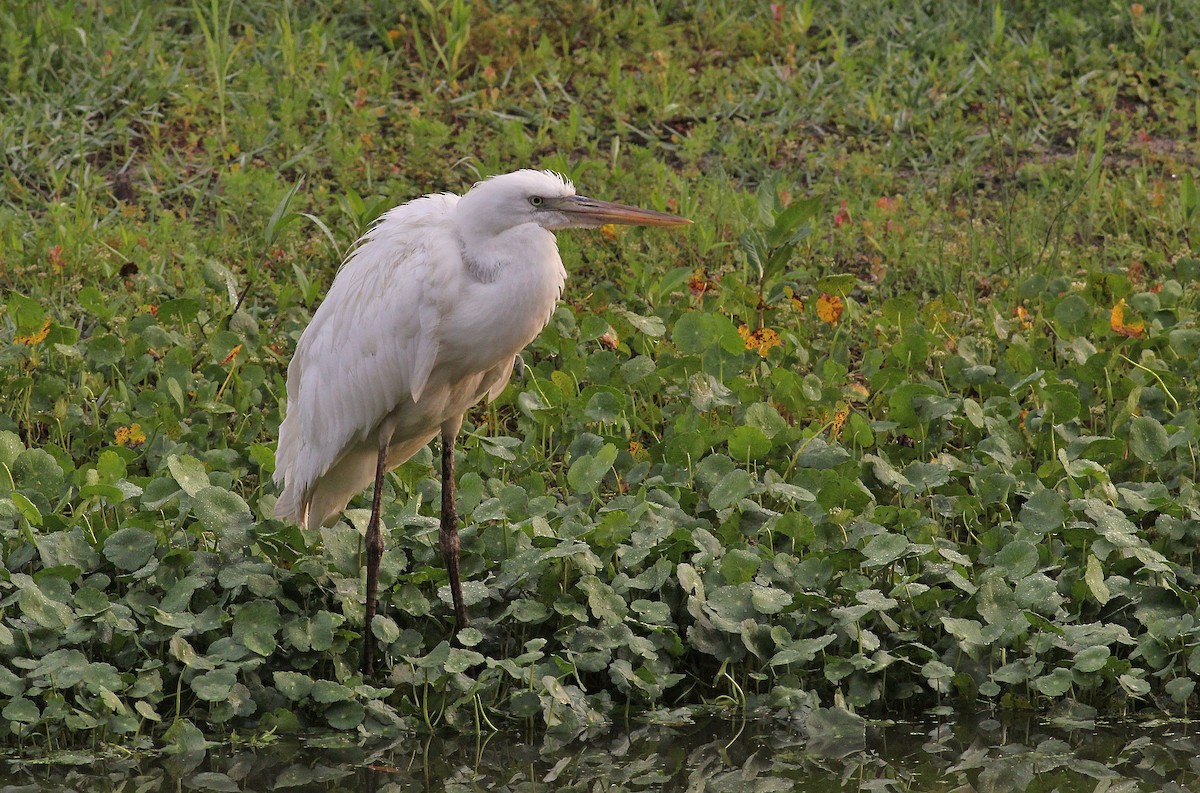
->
xmin=600 ymin=224 xmax=618 ymax=240
xmin=816 ymin=294 xmax=844 ymax=324
xmin=1131 ymin=3 xmax=1144 ymax=17
xmin=689 ymin=269 xmax=715 ymax=298
xmin=14 ymin=318 xmax=51 ymax=346
xmin=1013 ymin=305 xmax=1033 ymax=329
xmin=1110 ymin=299 xmax=1145 ymax=338
xmin=221 ymin=344 xmax=243 ymax=366
xmin=115 ymin=423 xmax=147 ymax=448
xmin=738 ymin=324 xmax=782 ymax=356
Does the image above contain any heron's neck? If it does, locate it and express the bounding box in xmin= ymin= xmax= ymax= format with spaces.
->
xmin=459 ymin=224 xmax=559 ymax=284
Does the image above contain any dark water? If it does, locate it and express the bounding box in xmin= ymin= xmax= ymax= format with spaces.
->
xmin=3 ymin=715 xmax=1198 ymax=791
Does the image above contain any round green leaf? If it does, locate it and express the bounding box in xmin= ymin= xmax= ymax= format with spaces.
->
xmin=1073 ymin=646 xmax=1110 ymax=673
xmin=311 ymin=680 xmax=351 ymax=703
xmin=1034 ymin=667 xmax=1074 ymax=696
xmin=325 ymin=700 xmax=364 ymax=730
xmin=727 ymin=425 xmax=771 ymax=461
xmin=191 ymin=669 xmax=237 ymax=702
xmin=12 ymin=448 xmax=65 ymax=503
xmin=567 ymin=443 xmax=617 ymax=494
xmin=1019 ymin=489 xmax=1066 ymax=535
xmin=193 ymin=486 xmax=253 ymax=532
xmin=1128 ymin=415 xmax=1169 ymax=463
xmin=233 ymin=600 xmax=280 ymax=656
xmin=672 ymin=312 xmax=713 ymax=354
xmin=708 ymin=468 xmax=753 ymax=510
xmin=719 ymin=548 xmax=760 ymax=585
xmin=994 ymin=540 xmax=1038 ymax=581
xmin=103 ymin=527 xmax=157 ymax=571
xmin=861 ymin=533 xmax=910 ymax=567
xmin=273 ymin=672 xmax=313 ymax=700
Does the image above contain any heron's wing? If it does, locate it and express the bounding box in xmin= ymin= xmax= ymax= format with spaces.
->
xmin=273 ymin=195 xmax=460 ymax=524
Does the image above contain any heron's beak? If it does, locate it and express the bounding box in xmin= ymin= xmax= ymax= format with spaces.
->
xmin=551 ymin=195 xmax=691 ymax=227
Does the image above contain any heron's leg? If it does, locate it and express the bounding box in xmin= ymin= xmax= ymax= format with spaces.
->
xmin=440 ymin=428 xmax=469 ymax=632
xmin=362 ymin=441 xmax=388 ymax=677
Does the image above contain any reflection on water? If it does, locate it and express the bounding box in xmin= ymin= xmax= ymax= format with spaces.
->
xmin=2 ymin=714 xmax=1197 ymax=791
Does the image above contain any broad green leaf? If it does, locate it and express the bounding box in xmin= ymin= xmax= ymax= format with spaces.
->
xmin=233 ymin=601 xmax=280 ymax=656
xmin=15 ymin=575 xmax=73 ymax=630
xmin=671 ymin=312 xmax=713 ymax=354
xmin=163 ymin=718 xmax=207 ymax=755
xmin=577 ymin=575 xmax=626 ymax=624
xmin=720 ymin=549 xmax=760 ymax=585
xmin=995 ymin=540 xmax=1038 ymax=580
xmin=86 ymin=334 xmax=124 ymax=366
xmin=770 ymin=634 xmax=836 ymax=666
xmin=167 ymin=454 xmax=210 ymax=497
xmin=1166 ymin=677 xmax=1195 ymax=704
xmin=2 ymin=698 xmax=39 ymax=724
xmin=103 ymin=527 xmax=157 ymax=571
xmin=170 ymin=636 xmax=216 ymax=671
xmin=744 ymin=402 xmax=788 ymax=438
xmin=1074 ymin=646 xmax=1110 ymax=673
xmin=866 ymin=454 xmax=910 ymax=490
xmin=193 ymin=486 xmax=253 ymax=533
xmin=325 ymin=701 xmax=365 ymax=730
xmin=727 ymin=425 xmax=771 ymax=460
xmin=567 ymin=443 xmax=617 ymax=494
xmin=941 ymin=617 xmax=985 ymax=649
xmin=708 ymin=468 xmax=753 ymax=510
xmin=1034 ymin=668 xmax=1073 ymax=696
xmin=10 ymin=492 xmax=41 ymax=526
xmin=901 ymin=462 xmax=950 ymax=492
xmin=1084 ymin=554 xmax=1110 ymax=605
xmin=13 ymin=449 xmax=65 ymax=503
xmin=191 ymin=669 xmax=237 ymax=702
xmin=1127 ymin=415 xmax=1169 ymax=462
xmin=274 ymin=672 xmax=314 ymax=700
xmin=311 ymin=680 xmax=352 ymax=703
xmin=750 ymin=585 xmax=791 ymax=614
xmin=860 ymin=533 xmax=910 ymax=567
xmin=445 ymin=647 xmax=486 ymax=674
xmin=1019 ymin=489 xmax=1065 ymax=535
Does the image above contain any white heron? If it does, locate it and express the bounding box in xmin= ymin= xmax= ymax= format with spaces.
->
xmin=273 ymin=169 xmax=689 ymax=675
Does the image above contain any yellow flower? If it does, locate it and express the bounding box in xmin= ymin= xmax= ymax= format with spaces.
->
xmin=115 ymin=423 xmax=147 ymax=448
xmin=830 ymin=402 xmax=851 ymax=439
xmin=816 ymin=293 xmax=844 ymax=324
xmin=14 ymin=318 xmax=51 ymax=346
xmin=738 ymin=324 xmax=782 ymax=357
xmin=1110 ymin=299 xmax=1144 ymax=338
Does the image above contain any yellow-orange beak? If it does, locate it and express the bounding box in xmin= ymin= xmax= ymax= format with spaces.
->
xmin=549 ymin=195 xmax=692 ymax=228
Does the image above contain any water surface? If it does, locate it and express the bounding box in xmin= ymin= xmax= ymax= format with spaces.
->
xmin=3 ymin=714 xmax=1196 ymax=791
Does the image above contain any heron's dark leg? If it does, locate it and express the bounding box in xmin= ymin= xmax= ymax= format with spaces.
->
xmin=362 ymin=441 xmax=388 ymax=677
xmin=440 ymin=428 xmax=468 ymax=632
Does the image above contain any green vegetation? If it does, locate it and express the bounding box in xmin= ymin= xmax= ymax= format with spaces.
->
xmin=1 ymin=0 xmax=1198 ymax=755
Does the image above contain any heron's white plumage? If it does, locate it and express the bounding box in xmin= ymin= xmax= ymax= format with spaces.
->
xmin=274 ymin=170 xmax=573 ymax=528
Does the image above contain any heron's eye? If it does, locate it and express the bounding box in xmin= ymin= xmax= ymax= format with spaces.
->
xmin=529 ymin=196 xmax=544 ymax=207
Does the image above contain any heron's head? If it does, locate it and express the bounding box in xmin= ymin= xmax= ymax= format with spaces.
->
xmin=457 ymin=169 xmax=690 ymax=236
